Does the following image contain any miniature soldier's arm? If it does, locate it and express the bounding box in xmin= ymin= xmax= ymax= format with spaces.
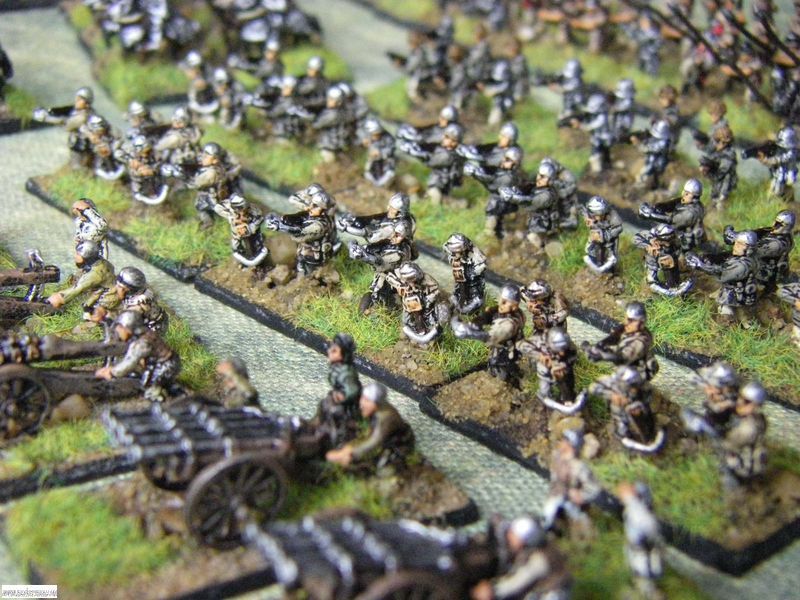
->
xmin=553 ymin=294 xmax=570 ymax=325
xmin=212 ymin=203 xmax=235 ymax=222
xmin=192 ymin=167 xmax=219 ymax=190
xmin=427 ymin=148 xmax=456 ymax=169
xmin=110 ymin=337 xmax=151 ymax=378
xmin=298 ymin=219 xmax=325 ymax=240
xmin=464 ymin=163 xmax=495 ymax=184
xmin=632 ymin=231 xmax=653 ymax=250
xmin=572 ymin=462 xmax=601 ymax=503
xmin=718 ymin=258 xmax=749 ymax=283
xmin=350 ymin=412 xmax=393 ymax=461
xmin=58 ymin=263 xmax=112 ymax=305
xmin=491 ymin=553 xmax=550 ymax=600
xmin=339 ymin=370 xmax=361 ymax=405
xmin=312 ymin=109 xmax=339 ymax=130
xmin=482 ymin=80 xmax=511 ymax=97
xmin=618 ymin=337 xmax=647 ymax=364
xmin=603 ymin=213 xmax=624 ymax=241
xmin=757 ymin=235 xmax=791 ymax=261
xmin=486 ymin=317 xmax=519 ymax=347
xmin=154 ymin=130 xmax=183 ymax=152
xmin=471 ymin=248 xmax=487 ymax=276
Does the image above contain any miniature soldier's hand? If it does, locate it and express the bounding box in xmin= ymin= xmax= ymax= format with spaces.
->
xmin=684 ymin=253 xmax=701 ymax=269
xmin=568 ymin=489 xmax=584 ymax=505
xmin=590 ymin=230 xmax=603 ymax=242
xmin=638 ymin=202 xmax=652 ymax=218
xmin=470 ymin=580 xmax=494 ymax=600
xmin=95 ymin=365 xmax=114 ymax=380
xmin=699 ymin=164 xmax=710 ymax=175
xmin=236 ymin=224 xmax=249 ymax=237
xmin=90 ymin=306 xmax=108 ymax=323
xmin=332 ymin=390 xmax=345 ymax=404
xmin=32 ymin=107 xmax=48 ymax=122
xmin=325 ymin=445 xmax=353 ymax=466
xmin=757 ymin=151 xmax=766 ymax=162
xmin=463 ymin=162 xmax=477 ymax=176
xmin=47 ymin=292 xmax=65 ymax=309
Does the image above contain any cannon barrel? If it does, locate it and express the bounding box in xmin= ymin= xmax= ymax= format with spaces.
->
xmin=37 ymin=335 xmax=127 ymax=361
xmin=0 ymin=266 xmax=60 ymax=288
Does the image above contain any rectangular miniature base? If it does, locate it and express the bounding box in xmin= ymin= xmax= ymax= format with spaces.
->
xmin=0 ymin=119 xmax=50 ymax=136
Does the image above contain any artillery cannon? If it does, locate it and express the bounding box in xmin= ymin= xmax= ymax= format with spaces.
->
xmin=0 ymin=332 xmax=132 ymax=439
xmin=103 ymin=400 xmax=330 ymax=549
xmin=0 ymin=250 xmax=60 ymax=325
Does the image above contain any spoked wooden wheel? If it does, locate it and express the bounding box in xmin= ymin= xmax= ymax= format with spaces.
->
xmin=141 ymin=454 xmax=197 ymax=491
xmin=184 ymin=453 xmax=288 ymax=549
xmin=356 ymin=571 xmax=456 ymax=600
xmin=0 ymin=365 xmax=51 ymax=440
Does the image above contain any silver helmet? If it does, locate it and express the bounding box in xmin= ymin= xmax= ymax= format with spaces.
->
xmin=585 ymin=94 xmax=608 ymax=114
xmin=444 ymin=232 xmax=470 ymax=254
xmin=508 ymin=516 xmax=545 ymax=548
xmin=114 ymin=310 xmax=145 ymax=334
xmin=617 ymin=365 xmax=643 ymax=388
xmin=739 ymin=381 xmax=766 ymax=405
xmin=499 ymin=122 xmax=519 ymax=144
xmin=585 ymin=195 xmax=610 ymax=216
xmin=777 ymin=126 xmax=798 ymax=149
xmin=652 ymin=223 xmax=675 ymax=239
xmin=116 ymin=266 xmax=147 ymax=291
xmin=683 ymin=178 xmax=703 ymax=197
xmin=500 ymin=284 xmax=521 ymax=304
xmin=307 ymin=55 xmax=325 ymax=73
xmin=615 ymin=78 xmax=636 ymax=100
xmin=397 ymin=262 xmax=424 ymax=283
xmin=562 ymin=59 xmax=583 ymax=79
xmin=363 ymin=117 xmax=382 ymax=135
xmin=443 ymin=123 xmax=463 ymax=143
xmin=521 ymin=279 xmax=553 ymax=301
xmin=388 ymin=192 xmax=410 ymax=213
xmin=361 ymin=381 xmax=388 ymax=405
xmin=537 ymin=161 xmax=556 ymax=179
xmin=699 ymin=361 xmax=738 ymax=388
xmin=650 ymin=119 xmax=671 ymax=140
xmin=75 ymin=86 xmax=94 ymax=103
xmin=625 ymin=301 xmax=647 ymax=322
xmin=547 ymin=327 xmax=570 ymax=352
xmin=773 ymin=210 xmax=796 ymax=234
xmin=439 ymin=104 xmax=459 ymax=123
xmin=75 ymin=240 xmax=102 ymax=262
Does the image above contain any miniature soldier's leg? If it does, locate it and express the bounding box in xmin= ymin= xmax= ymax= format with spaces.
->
xmin=489 ymin=348 xmax=522 ymax=388
xmin=537 ymin=375 xmax=554 ymax=402
xmin=559 ymin=194 xmax=579 ymax=229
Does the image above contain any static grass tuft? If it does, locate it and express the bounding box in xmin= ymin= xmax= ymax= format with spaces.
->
xmin=4 ymin=86 xmax=39 ymax=124
xmin=6 ymin=488 xmax=178 ymax=591
xmin=366 ymin=78 xmax=413 ymax=121
xmin=593 ymin=447 xmax=730 ymax=539
xmin=281 ymin=466 xmax=394 ymax=521
xmin=163 ymin=315 xmax=218 ymax=392
xmin=283 ymin=43 xmax=353 ymax=81
xmin=1 ymin=421 xmax=113 ymax=479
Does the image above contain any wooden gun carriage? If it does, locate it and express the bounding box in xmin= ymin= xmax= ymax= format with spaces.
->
xmin=0 ymin=250 xmax=60 ymax=326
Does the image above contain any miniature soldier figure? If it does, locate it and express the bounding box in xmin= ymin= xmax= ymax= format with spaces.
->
xmin=211 ymin=67 xmax=246 ymax=130
xmin=583 ymin=196 xmax=623 ymax=275
xmin=254 ymin=38 xmax=285 ymax=82
xmin=508 ymin=39 xmax=531 ymax=103
xmin=656 ymin=85 xmax=681 ymax=149
xmin=500 ymin=161 xmax=559 ymax=248
xmin=624 ymin=10 xmax=663 ymax=76
xmin=397 ymin=104 xmax=460 ymax=146
xmin=640 ymin=178 xmax=706 ymax=253
xmin=0 ymin=42 xmax=12 ymax=102
xmin=541 ymin=156 xmax=579 ymax=230
xmin=182 ymin=51 xmax=217 ymax=120
xmin=631 ymin=120 xmax=672 ymax=189
xmin=326 ymin=382 xmax=415 ymax=470
xmin=725 ymin=211 xmax=795 ymax=293
xmin=549 ymin=59 xmax=585 ymax=119
xmin=542 ymin=430 xmax=601 ymax=532
xmin=155 ymin=106 xmax=203 ymax=175
xmin=315 ymin=333 xmax=362 ymax=447
xmin=123 ymin=100 xmax=160 ymax=146
xmin=337 ymin=192 xmax=416 ymax=246
xmin=213 ymin=193 xmax=270 ymax=275
xmin=700 ymin=125 xmax=738 ymax=209
xmin=462 ymin=122 xmax=522 ymax=171
xmin=618 ymin=482 xmax=664 ymax=598
xmin=361 ymin=117 xmax=396 ymax=187
xmin=692 ymin=361 xmax=740 ymax=431
xmin=584 ymin=301 xmax=659 ymax=381
xmin=126 ymin=135 xmax=169 ymax=205
xmin=90 ymin=266 xmax=168 ymax=334
xmin=85 ymin=114 xmax=125 ymax=181
xmin=751 ymin=126 xmax=799 ymax=201
xmin=95 ymin=311 xmax=179 ymax=402
xmin=216 ymin=358 xmax=259 ymax=408
xmin=686 ymin=230 xmax=758 ymax=321
xmin=520 ymin=327 xmax=585 ymax=413
xmin=693 ymin=99 xmax=729 ymax=153
xmin=452 ymin=285 xmax=526 ymax=388
xmin=633 ymin=224 xmax=695 ymax=297
xmin=466 ymin=147 xmax=524 ymax=238
xmin=72 ymin=197 xmax=109 ymax=258
xmin=402 ymin=124 xmax=466 ymax=205
xmin=268 ymin=76 xmax=314 ymax=142
xmin=265 ymin=183 xmax=338 ymax=276
xmin=520 ymin=279 xmax=569 ymax=341
xmin=349 ymin=221 xmax=415 ymax=313
xmin=386 ymin=262 xmax=449 ymax=346
xmin=589 ymin=366 xmax=665 ymax=453
xmin=32 ymin=86 xmax=96 ymax=168
xmin=447 ymin=44 xmax=474 ymax=110
xmin=313 ymin=86 xmax=353 ymax=163
xmin=471 ymin=516 xmax=572 ymax=600
xmin=296 ymin=55 xmax=328 ymax=112
xmin=778 ymin=283 xmax=800 ymax=349
xmin=568 ymin=93 xmax=613 ymax=174
xmin=611 ymin=79 xmax=636 ymax=141
xmin=467 ymin=23 xmax=493 ymax=83
xmin=190 ymin=142 xmax=229 ymax=228
xmin=443 ymin=233 xmax=486 ymax=315
xmin=481 ymin=59 xmax=515 ymax=126
xmin=394 ymin=30 xmax=434 ymax=103
xmin=47 ymin=241 xmax=115 ymax=309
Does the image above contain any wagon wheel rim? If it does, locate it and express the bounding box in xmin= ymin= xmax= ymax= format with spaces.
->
xmin=0 ymin=367 xmax=51 ymax=439
xmin=141 ymin=455 xmax=196 ymax=492
xmin=185 ymin=453 xmax=288 ymax=550
xmin=356 ymin=570 xmax=456 ymax=600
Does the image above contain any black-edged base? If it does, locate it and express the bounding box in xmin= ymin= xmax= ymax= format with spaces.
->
xmin=0 ymin=118 xmax=51 ymax=136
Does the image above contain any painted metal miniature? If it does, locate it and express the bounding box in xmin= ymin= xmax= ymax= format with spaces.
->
xmin=582 ymin=195 xmax=623 ymax=275
xmin=519 ymin=327 xmax=586 ymax=414
xmin=541 ymin=59 xmax=585 ymax=119
xmin=154 ymin=106 xmax=203 ymax=176
xmin=633 ymin=224 xmax=695 ymax=297
xmin=397 ymin=104 xmax=460 ymax=146
xmin=562 ymin=93 xmax=613 ymax=173
xmin=296 ymin=55 xmax=329 ymax=113
xmin=32 ymin=87 xmax=97 ymax=168
xmin=623 ymin=9 xmax=663 ymax=76
xmin=267 ymin=76 xmax=314 ymax=142
xmin=724 ymin=210 xmax=795 ymax=294
xmin=313 ymin=333 xmax=362 ymax=448
xmin=86 ymin=114 xmax=125 ymax=181
xmin=216 ymin=357 xmax=259 ymax=408
xmin=542 ymin=156 xmax=579 ymax=230
xmin=265 ymin=183 xmax=338 ymax=276
xmin=542 ymin=429 xmax=601 ymax=532
xmin=584 ymin=301 xmax=659 ymax=381
xmin=125 ymin=134 xmax=170 ymax=205
xmin=94 ymin=310 xmax=179 ymax=402
xmin=618 ymin=482 xmax=664 ymax=599
xmin=399 ymin=123 xmax=466 ymax=205
xmin=611 ymin=79 xmax=636 ymax=141
xmin=72 ymin=197 xmax=109 ymax=257
xmin=589 ymin=366 xmax=666 ymax=453
xmin=443 ymin=233 xmax=487 ymax=316
xmin=700 ymin=124 xmax=738 ymax=209
xmin=466 ymin=146 xmax=524 ymax=238
xmin=386 ymin=262 xmax=450 ymax=346
xmin=0 ymin=251 xmax=59 ymax=325
xmin=778 ymin=283 xmax=800 ymax=349
xmin=746 ymin=126 xmax=799 ymax=201
xmin=499 ymin=160 xmax=559 ymax=248
xmin=481 ymin=59 xmax=515 ymax=125
xmin=639 ymin=178 xmax=707 ymax=253
xmin=520 ymin=279 xmax=570 ymax=341
xmin=47 ymin=241 xmax=115 ymax=310
xmin=361 ymin=117 xmax=396 ymax=187
xmin=325 ymin=382 xmax=415 ymax=470
xmin=631 ymin=119 xmax=673 ymax=190
xmin=89 ymin=266 xmax=168 ymax=334
xmin=692 ymin=361 xmax=740 ymax=431
xmin=313 ymin=86 xmax=354 ymax=163
xmin=211 ymin=67 xmax=246 ymax=130
xmin=686 ymin=230 xmax=758 ymax=322
xmin=213 ymin=193 xmax=271 ymax=274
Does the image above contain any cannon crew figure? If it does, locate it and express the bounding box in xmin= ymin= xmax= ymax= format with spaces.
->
xmin=639 ymin=178 xmax=706 ymax=253
xmin=583 ymin=196 xmax=623 ymax=275
xmin=443 ymin=233 xmax=486 ymax=316
xmin=401 ymin=123 xmax=466 ymax=205
xmin=326 ymin=382 xmax=414 ymax=470
xmin=584 ymin=301 xmax=659 ymax=381
xmin=452 ymin=285 xmax=526 ymax=388
xmin=95 ymin=311 xmax=180 ymax=402
xmin=312 ymin=86 xmax=354 ymax=163
xmin=566 ymin=93 xmax=613 ymax=174
xmin=634 ymin=224 xmax=695 ymax=297
xmin=467 ymin=146 xmax=524 ymax=239
xmin=700 ymin=125 xmax=738 ymax=210
xmin=265 ymin=183 xmax=338 ymax=277
xmin=750 ymin=126 xmax=798 ymax=201
xmin=693 ymin=361 xmax=740 ymax=432
xmin=724 ymin=210 xmax=795 ymax=293
xmin=542 ymin=156 xmax=579 ymax=230
xmin=632 ymin=120 xmax=672 ymax=190
xmin=90 ymin=266 xmax=168 ymax=334
xmin=314 ymin=333 xmax=363 ymax=448
xmin=72 ymin=197 xmax=109 ymax=257
xmin=48 ymin=241 xmax=115 ymax=310
xmin=361 ymin=117 xmax=396 ymax=187
xmin=155 ymin=106 xmax=203 ymax=174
